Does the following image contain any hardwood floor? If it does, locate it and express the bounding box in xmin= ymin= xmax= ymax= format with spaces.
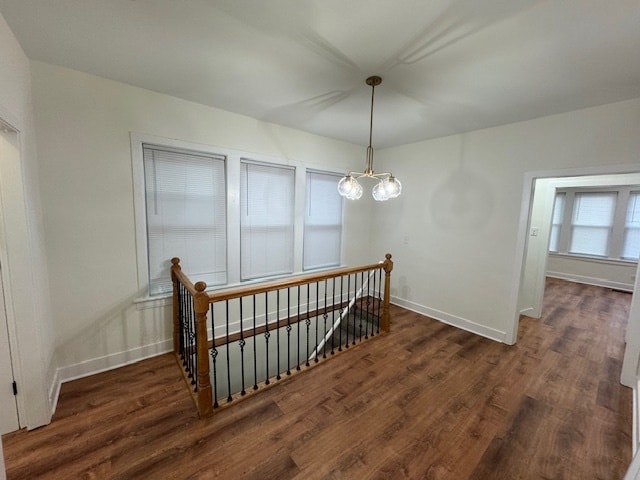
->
xmin=2 ymin=278 xmax=633 ymax=479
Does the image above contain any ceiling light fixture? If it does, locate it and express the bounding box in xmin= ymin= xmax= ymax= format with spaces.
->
xmin=338 ymin=75 xmax=401 ymax=201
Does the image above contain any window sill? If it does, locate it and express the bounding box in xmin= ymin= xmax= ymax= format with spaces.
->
xmin=133 ymin=264 xmax=347 ymax=310
xmin=548 ymin=252 xmax=638 ymax=267
xmin=134 ymin=295 xmax=172 ymax=310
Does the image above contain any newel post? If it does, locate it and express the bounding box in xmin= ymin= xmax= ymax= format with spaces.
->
xmin=170 ymin=257 xmax=181 ymax=354
xmin=381 ymin=253 xmax=393 ymax=332
xmin=194 ymin=281 xmax=213 ymax=417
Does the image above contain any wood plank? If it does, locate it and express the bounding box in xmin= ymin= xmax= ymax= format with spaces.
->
xmin=2 ymin=277 xmax=632 ymax=479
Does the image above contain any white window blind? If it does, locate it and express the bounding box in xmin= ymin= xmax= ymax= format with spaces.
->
xmin=622 ymin=192 xmax=640 ymax=260
xmin=240 ymin=160 xmax=295 ymax=280
xmin=549 ymin=192 xmax=565 ymax=252
xmin=303 ymin=171 xmax=343 ymax=270
xmin=569 ymin=192 xmax=617 ymax=257
xmin=143 ymin=145 xmax=227 ymax=296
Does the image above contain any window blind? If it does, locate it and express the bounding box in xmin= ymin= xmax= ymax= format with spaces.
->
xmin=240 ymin=160 xmax=295 ymax=280
xmin=569 ymin=192 xmax=616 ymax=257
xmin=549 ymin=192 xmax=565 ymax=252
xmin=143 ymin=145 xmax=227 ymax=295
xmin=303 ymin=171 xmax=343 ymax=270
xmin=622 ymin=192 xmax=640 ymax=260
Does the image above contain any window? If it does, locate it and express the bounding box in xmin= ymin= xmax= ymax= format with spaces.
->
xmin=240 ymin=160 xmax=295 ymax=280
xmin=303 ymin=171 xmax=343 ymax=270
xmin=549 ymin=192 xmax=565 ymax=252
xmin=549 ymin=186 xmax=640 ymax=262
xmin=568 ymin=192 xmax=617 ymax=257
xmin=133 ymin=135 xmax=346 ymax=298
xmin=143 ymin=145 xmax=227 ymax=296
xmin=622 ymin=192 xmax=640 ymax=260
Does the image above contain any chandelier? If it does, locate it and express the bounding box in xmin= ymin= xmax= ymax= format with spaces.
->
xmin=337 ymin=76 xmax=401 ymax=201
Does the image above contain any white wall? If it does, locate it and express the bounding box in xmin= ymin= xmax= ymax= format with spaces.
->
xmin=547 ymin=255 xmax=636 ymax=291
xmin=0 ymin=12 xmax=55 ymax=429
xmin=372 ymin=98 xmax=640 ymax=343
xmin=30 ymin=61 xmax=376 ymax=384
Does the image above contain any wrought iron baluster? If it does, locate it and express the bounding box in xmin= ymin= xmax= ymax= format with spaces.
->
xmin=370 ymin=268 xmax=377 ymax=337
xmin=296 ymin=286 xmax=301 ymax=371
xmin=286 ymin=287 xmax=292 ymax=375
xmin=252 ymin=294 xmax=258 ymax=390
xmin=186 ymin=285 xmax=191 ymax=374
xmin=330 ymin=277 xmax=336 ymax=355
xmin=322 ymin=278 xmax=328 ymax=359
xmin=315 ymin=281 xmax=319 ymax=363
xmin=345 ymin=274 xmax=351 ymax=349
xmin=239 ymin=296 xmax=246 ymax=396
xmin=358 ymin=271 xmax=364 ymax=343
xmin=179 ymin=283 xmax=186 ymax=365
xmin=181 ymin=284 xmax=188 ymax=368
xmin=188 ymin=290 xmax=196 ymax=384
xmin=226 ymin=300 xmax=232 ymax=402
xmin=305 ymin=284 xmax=311 ymax=367
xmin=264 ymin=292 xmax=271 ymax=385
xmin=177 ymin=283 xmax=184 ymax=361
xmin=365 ymin=270 xmax=371 ymax=340
xmin=210 ymin=304 xmax=219 ymax=408
xmin=276 ymin=290 xmax=281 ymax=380
xmin=352 ymin=273 xmax=358 ymax=346
xmin=338 ymin=275 xmax=344 ymax=352
xmin=376 ymin=269 xmax=382 ymax=334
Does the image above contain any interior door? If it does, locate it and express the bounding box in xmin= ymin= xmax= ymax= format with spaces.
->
xmin=0 ymin=126 xmax=20 ymax=434
xmin=0 ymin=256 xmax=18 ymax=434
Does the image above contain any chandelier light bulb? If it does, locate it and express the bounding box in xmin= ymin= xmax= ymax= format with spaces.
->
xmin=337 ymin=175 xmax=357 ymax=196
xmin=346 ymin=180 xmax=363 ymax=200
xmin=372 ymin=181 xmax=389 ymax=201
xmin=384 ymin=176 xmax=402 ymax=198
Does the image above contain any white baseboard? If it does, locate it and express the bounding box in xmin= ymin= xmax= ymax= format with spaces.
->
xmin=519 ymin=306 xmax=535 ymax=316
xmin=56 ymin=339 xmax=173 ymax=386
xmin=49 ymin=295 xmax=503 ymax=414
xmin=547 ymin=271 xmax=634 ymax=292
xmin=390 ymin=296 xmax=506 ymax=343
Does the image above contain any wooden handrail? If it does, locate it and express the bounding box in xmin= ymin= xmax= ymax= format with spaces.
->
xmin=171 ymin=257 xmax=199 ymax=295
xmin=171 ymin=254 xmax=393 ymax=417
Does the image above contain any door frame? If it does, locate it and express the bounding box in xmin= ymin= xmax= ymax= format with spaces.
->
xmin=507 ymin=163 xmax=640 ymax=345
xmin=0 ymin=114 xmax=25 ymax=431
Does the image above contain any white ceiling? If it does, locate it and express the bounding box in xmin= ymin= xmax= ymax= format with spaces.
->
xmin=1 ymin=0 xmax=639 ymax=148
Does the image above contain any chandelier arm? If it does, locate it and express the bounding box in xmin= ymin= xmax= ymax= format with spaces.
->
xmin=352 ymin=172 xmax=393 ymax=180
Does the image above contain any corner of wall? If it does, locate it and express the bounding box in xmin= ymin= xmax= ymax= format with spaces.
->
xmin=390 ymin=296 xmax=507 ymax=343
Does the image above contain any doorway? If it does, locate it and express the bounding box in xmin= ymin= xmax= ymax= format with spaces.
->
xmin=0 ymin=123 xmax=20 ymax=434
xmin=519 ymin=171 xmax=640 ymax=322
xmin=510 ymin=165 xmax=640 ymax=391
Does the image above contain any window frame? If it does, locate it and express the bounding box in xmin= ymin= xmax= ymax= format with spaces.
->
xmin=142 ymin=143 xmax=228 ymax=296
xmin=550 ymin=185 xmax=640 ymax=263
xmin=622 ymin=191 xmax=640 ymax=260
xmin=239 ymin=158 xmax=296 ymax=281
xmin=131 ymin=132 xmax=346 ymax=305
xmin=303 ymin=169 xmax=344 ymax=271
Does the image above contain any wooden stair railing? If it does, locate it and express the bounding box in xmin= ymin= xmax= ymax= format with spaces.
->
xmin=171 ymin=254 xmax=394 ymax=418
